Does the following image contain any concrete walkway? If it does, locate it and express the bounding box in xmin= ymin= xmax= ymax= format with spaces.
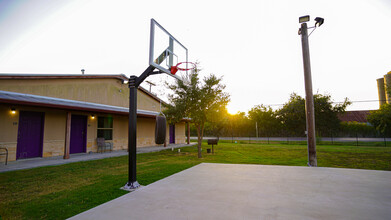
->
xmin=0 ymin=143 xmax=195 ymax=173
xmin=70 ymin=163 xmax=391 ymax=220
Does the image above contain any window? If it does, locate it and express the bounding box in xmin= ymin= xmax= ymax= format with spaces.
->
xmin=97 ymin=116 xmax=113 ymax=140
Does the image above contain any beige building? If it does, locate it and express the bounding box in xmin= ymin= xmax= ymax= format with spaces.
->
xmin=377 ymin=71 xmax=391 ymax=107
xmin=0 ymin=74 xmax=189 ymax=163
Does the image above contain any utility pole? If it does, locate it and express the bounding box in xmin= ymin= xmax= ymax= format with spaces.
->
xmin=145 ymin=80 xmax=156 ymax=92
xmin=300 ymin=21 xmax=317 ymax=167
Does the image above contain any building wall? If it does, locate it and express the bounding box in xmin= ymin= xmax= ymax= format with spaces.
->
xmin=0 ymin=78 xmax=161 ymax=112
xmin=0 ymin=105 xmax=93 ymax=162
xmin=0 ymin=105 xmax=19 ymax=162
xmin=112 ymin=115 xmax=128 ymax=151
xmin=42 ymin=110 xmax=66 ymax=157
xmin=137 ymin=118 xmax=158 ymax=147
xmin=138 ymin=91 xmax=161 ymax=112
xmin=0 ymin=104 xmax=185 ymax=163
xmin=175 ymin=122 xmax=186 ymax=144
xmin=163 ymin=122 xmax=187 ymax=145
xmin=0 ymin=76 xmax=187 ymax=163
xmin=0 ymin=78 xmax=127 ymax=107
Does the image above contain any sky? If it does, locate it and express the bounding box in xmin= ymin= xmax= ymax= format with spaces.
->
xmin=0 ymin=0 xmax=390 ymax=114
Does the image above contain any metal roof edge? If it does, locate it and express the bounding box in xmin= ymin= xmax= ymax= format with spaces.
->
xmin=0 ymin=73 xmax=129 ymax=81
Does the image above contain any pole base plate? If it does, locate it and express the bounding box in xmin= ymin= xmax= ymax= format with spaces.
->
xmin=121 ymin=181 xmax=142 ymax=192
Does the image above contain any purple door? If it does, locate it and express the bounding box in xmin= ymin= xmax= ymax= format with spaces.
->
xmin=169 ymin=124 xmax=175 ymax=144
xmin=16 ymin=111 xmax=45 ymax=159
xmin=70 ymin=115 xmax=87 ymax=154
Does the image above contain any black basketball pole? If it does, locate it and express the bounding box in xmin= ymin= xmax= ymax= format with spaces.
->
xmin=124 ymin=65 xmax=157 ymax=190
xmin=127 ymin=75 xmax=139 ymax=189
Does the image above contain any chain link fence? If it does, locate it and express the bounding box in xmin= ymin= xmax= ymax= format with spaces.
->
xmin=191 ymin=136 xmax=390 ymax=146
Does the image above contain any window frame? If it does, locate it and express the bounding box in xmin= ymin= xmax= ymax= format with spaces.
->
xmin=97 ymin=116 xmax=113 ymax=140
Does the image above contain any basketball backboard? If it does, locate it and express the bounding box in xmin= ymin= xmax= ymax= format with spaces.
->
xmin=149 ymin=19 xmax=188 ymax=79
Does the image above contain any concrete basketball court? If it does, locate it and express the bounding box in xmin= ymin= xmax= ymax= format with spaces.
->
xmin=70 ymin=163 xmax=391 ymax=220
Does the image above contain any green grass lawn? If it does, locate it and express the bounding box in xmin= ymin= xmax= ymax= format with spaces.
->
xmin=1 ymin=142 xmax=390 ymax=219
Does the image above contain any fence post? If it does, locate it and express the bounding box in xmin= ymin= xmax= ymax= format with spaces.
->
xmin=356 ymin=132 xmax=359 ymax=146
xmin=331 ymin=132 xmax=334 ymax=145
xmin=384 ymin=135 xmax=387 ymax=147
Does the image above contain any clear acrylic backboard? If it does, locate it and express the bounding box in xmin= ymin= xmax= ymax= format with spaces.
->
xmin=149 ymin=19 xmax=188 ymax=79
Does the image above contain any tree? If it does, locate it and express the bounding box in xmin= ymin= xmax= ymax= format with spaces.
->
xmin=277 ymin=93 xmax=351 ymax=137
xmin=313 ymin=94 xmax=350 ymax=136
xmin=248 ymin=105 xmax=281 ymax=137
xmin=339 ymin=121 xmax=378 ymax=138
xmin=367 ymin=104 xmax=391 ymax=137
xmin=226 ymin=112 xmax=252 ymax=138
xmin=164 ymin=68 xmax=230 ymax=158
xmin=204 ymin=104 xmax=229 ymax=138
xmin=277 ymin=93 xmax=307 ymax=136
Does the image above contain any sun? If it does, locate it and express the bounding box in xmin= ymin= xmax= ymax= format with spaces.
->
xmin=226 ymin=104 xmax=238 ymax=115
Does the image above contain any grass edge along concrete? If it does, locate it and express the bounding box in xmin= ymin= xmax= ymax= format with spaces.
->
xmin=0 ymin=142 xmax=390 ymax=219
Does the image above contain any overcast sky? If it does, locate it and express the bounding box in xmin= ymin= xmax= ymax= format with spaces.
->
xmin=0 ymin=0 xmax=390 ymax=113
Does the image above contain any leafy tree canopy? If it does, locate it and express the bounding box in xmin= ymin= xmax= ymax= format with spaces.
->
xmin=248 ymin=105 xmax=281 ymax=137
xmin=277 ymin=93 xmax=351 ymax=136
xmin=227 ymin=111 xmax=252 ymax=137
xmin=164 ymin=67 xmax=230 ymax=158
xmin=367 ymin=103 xmax=391 ymax=137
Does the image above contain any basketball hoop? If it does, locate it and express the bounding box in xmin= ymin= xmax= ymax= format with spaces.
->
xmin=170 ymin=62 xmax=196 ymax=74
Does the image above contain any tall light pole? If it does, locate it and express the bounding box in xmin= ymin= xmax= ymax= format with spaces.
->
xmin=298 ymin=15 xmax=324 ymax=167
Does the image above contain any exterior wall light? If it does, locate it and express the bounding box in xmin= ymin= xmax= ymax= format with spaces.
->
xmin=11 ymin=108 xmax=16 ymax=114
xmin=315 ymin=17 xmax=324 ymax=27
xmin=91 ymin=114 xmax=95 ymax=119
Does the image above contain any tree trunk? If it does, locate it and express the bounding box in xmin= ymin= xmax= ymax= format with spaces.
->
xmin=196 ymin=124 xmax=202 ymax=158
